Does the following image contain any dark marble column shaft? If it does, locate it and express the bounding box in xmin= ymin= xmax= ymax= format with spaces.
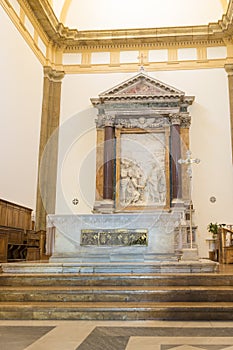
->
xmin=171 ymin=122 xmax=182 ymax=200
xmin=35 ymin=67 xmax=64 ymax=231
xmin=103 ymin=125 xmax=114 ymax=199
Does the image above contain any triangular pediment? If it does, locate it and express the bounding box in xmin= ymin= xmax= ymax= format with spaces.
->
xmin=99 ymin=72 xmax=184 ymax=98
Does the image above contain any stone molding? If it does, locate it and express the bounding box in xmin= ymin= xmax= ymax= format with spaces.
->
xmin=43 ymin=66 xmax=65 ymax=82
xmin=21 ymin=0 xmax=233 ymax=51
xmin=225 ymin=63 xmax=233 ymax=76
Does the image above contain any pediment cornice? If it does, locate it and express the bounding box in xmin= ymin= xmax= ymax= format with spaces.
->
xmin=91 ymin=72 xmax=195 ymax=107
xmin=99 ymin=72 xmax=184 ymax=96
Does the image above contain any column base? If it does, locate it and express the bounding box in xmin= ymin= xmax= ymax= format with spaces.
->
xmin=181 ymin=248 xmax=199 ymax=261
xmin=93 ymin=200 xmax=115 ymax=214
xmin=171 ymin=198 xmax=185 ymax=208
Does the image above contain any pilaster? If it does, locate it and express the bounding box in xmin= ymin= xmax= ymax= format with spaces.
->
xmin=180 ymin=126 xmax=190 ymax=200
xmin=179 ymin=111 xmax=191 ymax=202
xmin=95 ymin=128 xmax=105 ymax=201
xmin=35 ymin=66 xmax=65 ymax=231
xmin=224 ymin=63 xmax=233 ymax=161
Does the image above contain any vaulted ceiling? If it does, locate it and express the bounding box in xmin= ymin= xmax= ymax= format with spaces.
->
xmin=49 ymin=0 xmax=229 ymax=31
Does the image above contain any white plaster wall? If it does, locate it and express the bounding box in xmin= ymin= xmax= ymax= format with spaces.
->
xmin=0 ymin=7 xmax=43 ymax=209
xmin=57 ymin=69 xmax=233 ymax=257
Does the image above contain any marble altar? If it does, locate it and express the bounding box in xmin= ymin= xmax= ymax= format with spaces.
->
xmin=47 ymin=72 xmax=205 ymax=266
xmin=47 ymin=212 xmax=181 ymax=262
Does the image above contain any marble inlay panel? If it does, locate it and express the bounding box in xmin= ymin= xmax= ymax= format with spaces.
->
xmin=76 ymin=327 xmax=233 ymax=350
xmin=0 ymin=326 xmax=55 ymax=350
xmin=2 ymin=323 xmax=233 ymax=350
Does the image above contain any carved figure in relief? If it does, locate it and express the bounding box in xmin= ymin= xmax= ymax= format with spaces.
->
xmin=146 ymin=167 xmax=160 ymax=203
xmin=126 ymin=165 xmax=145 ymax=204
xmin=120 ymin=157 xmax=166 ymax=206
xmin=157 ymin=167 xmax=166 ymax=203
xmin=145 ymin=164 xmax=166 ymax=204
xmin=120 ymin=159 xmax=131 ymax=204
xmin=120 ymin=159 xmax=145 ymax=205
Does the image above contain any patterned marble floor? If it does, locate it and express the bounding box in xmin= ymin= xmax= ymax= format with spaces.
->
xmin=1 ymin=320 xmax=233 ymax=350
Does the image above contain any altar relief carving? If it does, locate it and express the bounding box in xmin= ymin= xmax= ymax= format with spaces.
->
xmin=116 ymin=117 xmax=169 ymax=129
xmin=119 ymin=132 xmax=167 ymax=208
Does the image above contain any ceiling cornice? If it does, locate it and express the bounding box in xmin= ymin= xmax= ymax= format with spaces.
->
xmin=23 ymin=0 xmax=233 ymax=50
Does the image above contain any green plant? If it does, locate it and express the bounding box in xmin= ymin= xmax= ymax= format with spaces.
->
xmin=207 ymin=222 xmax=219 ymax=236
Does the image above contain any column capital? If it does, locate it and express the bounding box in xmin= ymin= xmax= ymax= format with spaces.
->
xmin=170 ymin=113 xmax=182 ymax=125
xmin=96 ymin=114 xmax=115 ymax=127
xmin=180 ymin=113 xmax=191 ymax=128
xmin=43 ymin=66 xmax=65 ymax=82
xmin=224 ymin=63 xmax=233 ymax=76
xmin=104 ymin=114 xmax=115 ymax=127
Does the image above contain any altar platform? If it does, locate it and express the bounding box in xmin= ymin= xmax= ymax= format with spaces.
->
xmin=0 ymin=259 xmax=218 ymax=274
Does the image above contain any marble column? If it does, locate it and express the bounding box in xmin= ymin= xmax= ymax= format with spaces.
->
xmin=35 ymin=66 xmax=64 ymax=231
xmin=224 ymin=64 xmax=233 ymax=161
xmin=103 ymin=123 xmax=115 ymax=200
xmin=170 ymin=116 xmax=182 ymax=203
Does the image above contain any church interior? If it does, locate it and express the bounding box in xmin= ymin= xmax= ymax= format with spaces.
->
xmin=1 ymin=0 xmax=233 ymax=349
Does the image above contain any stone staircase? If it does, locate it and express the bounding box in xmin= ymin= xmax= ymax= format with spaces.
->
xmin=0 ymin=262 xmax=233 ymax=320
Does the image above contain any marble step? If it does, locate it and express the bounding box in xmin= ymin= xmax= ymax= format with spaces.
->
xmin=0 ymin=260 xmax=218 ymax=274
xmin=0 ymin=273 xmax=232 ymax=287
xmin=0 ymin=301 xmax=233 ymax=320
xmin=0 ymin=285 xmax=233 ymax=302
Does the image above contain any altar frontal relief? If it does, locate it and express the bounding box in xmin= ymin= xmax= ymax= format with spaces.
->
xmin=119 ymin=131 xmax=167 ymax=209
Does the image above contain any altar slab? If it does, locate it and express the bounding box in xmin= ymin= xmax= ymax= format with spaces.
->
xmin=47 ymin=212 xmax=181 ymax=263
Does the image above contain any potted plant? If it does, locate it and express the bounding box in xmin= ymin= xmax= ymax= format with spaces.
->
xmin=207 ymin=222 xmax=219 ymax=261
xmin=207 ymin=222 xmax=219 ymax=238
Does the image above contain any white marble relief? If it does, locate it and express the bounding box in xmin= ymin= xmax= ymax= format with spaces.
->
xmin=120 ymin=133 xmax=166 ymax=207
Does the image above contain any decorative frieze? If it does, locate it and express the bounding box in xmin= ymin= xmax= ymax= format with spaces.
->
xmin=80 ymin=229 xmax=148 ymax=246
xmin=96 ymin=114 xmax=191 ymax=129
xmin=116 ymin=117 xmax=169 ymax=129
